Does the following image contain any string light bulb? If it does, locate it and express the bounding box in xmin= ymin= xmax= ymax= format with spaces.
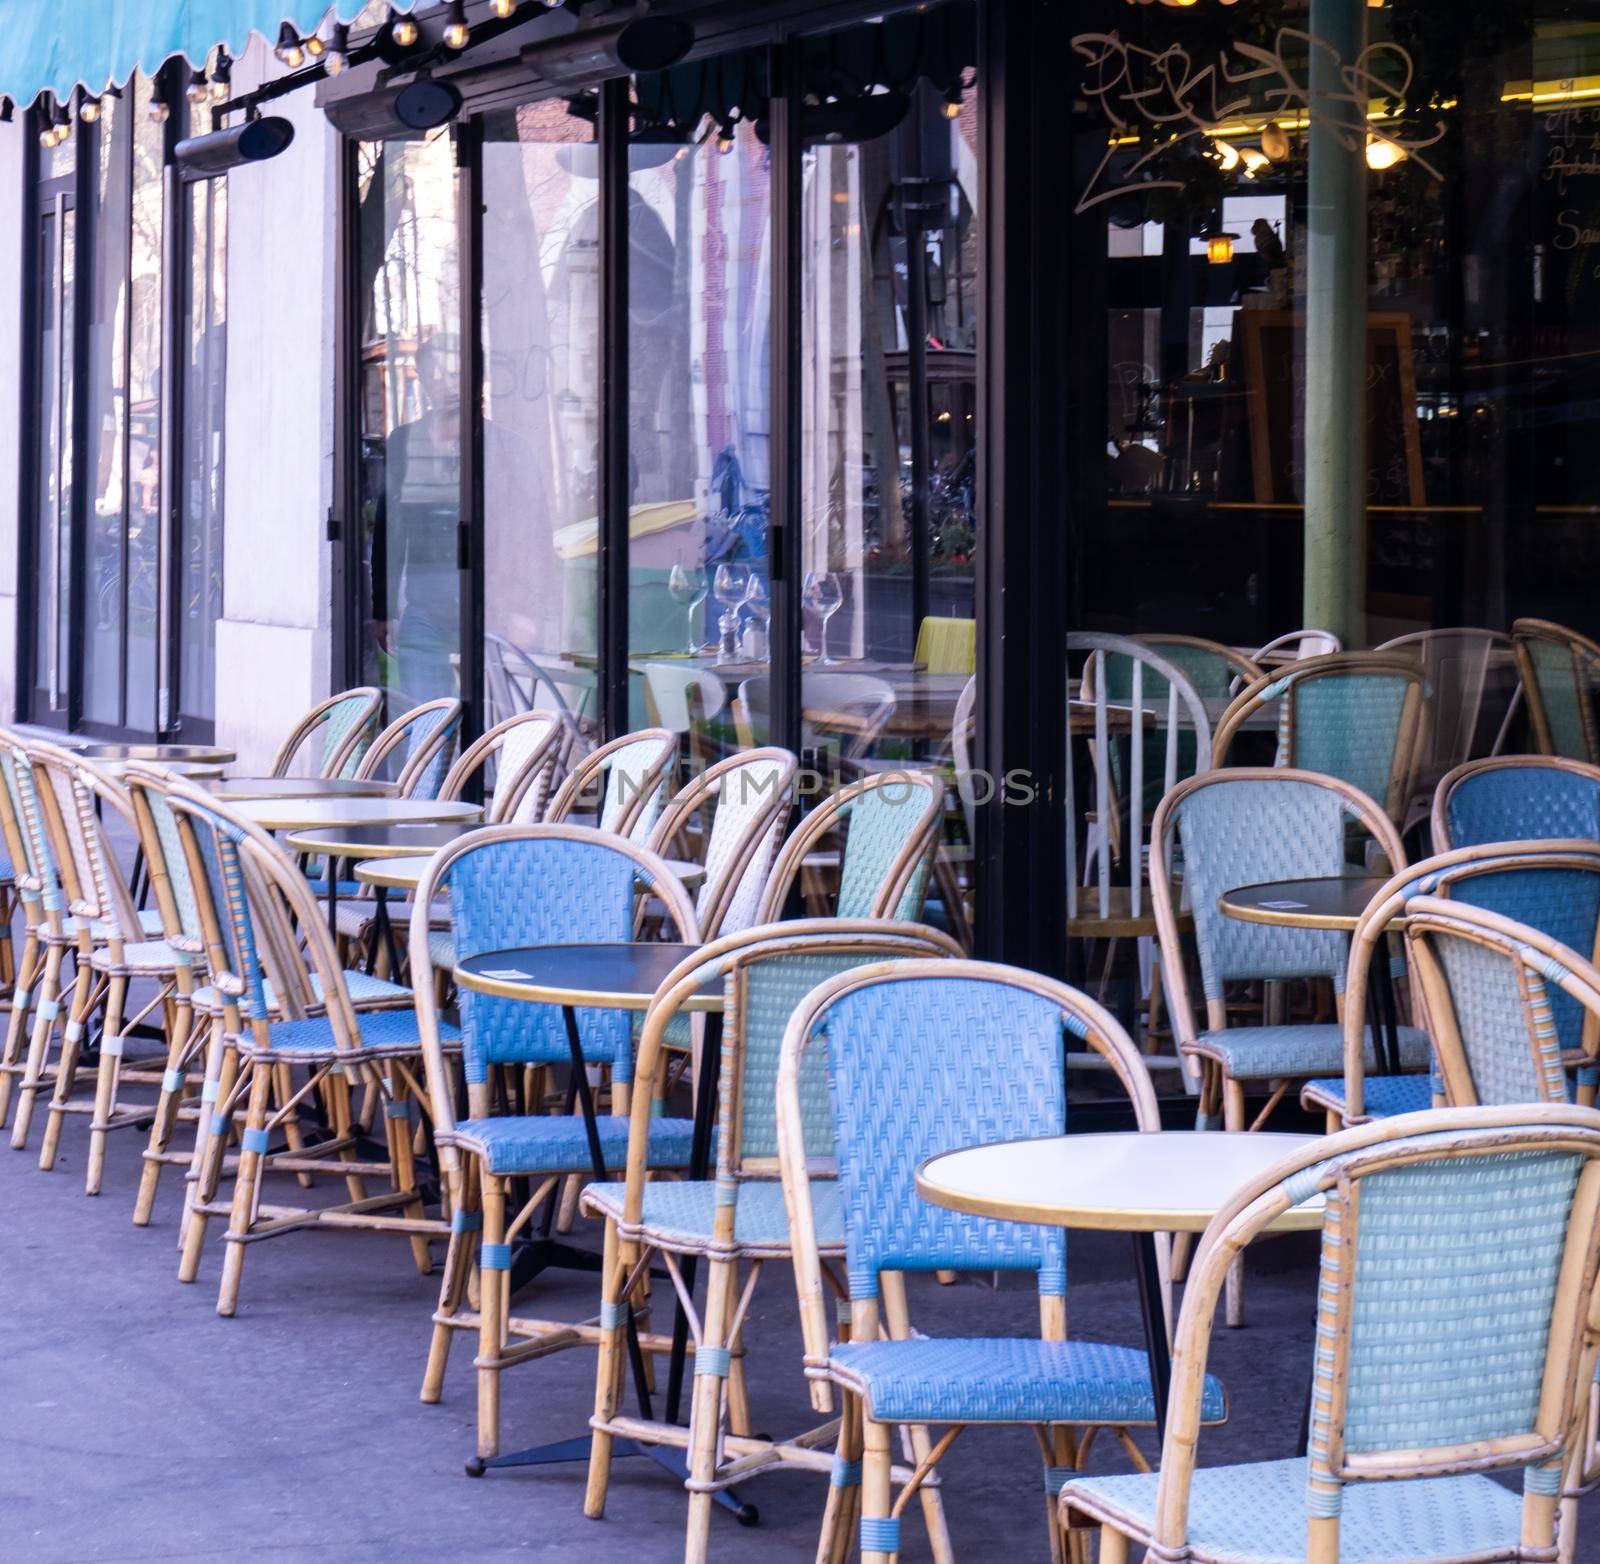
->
xmin=1365 ymin=134 xmax=1405 ymax=170
xmin=716 ymin=119 xmax=736 ymax=154
xmin=304 ymin=32 xmax=326 ymax=59
xmin=324 ymin=24 xmax=350 ymax=75
xmin=275 ymin=23 xmax=305 ymax=68
xmin=941 ymin=85 xmax=961 ymax=120
xmin=148 ymin=95 xmax=170 ymax=124
xmin=390 ymin=8 xmax=419 ymax=46
xmin=443 ymin=0 xmax=471 ymax=48
xmin=79 ymin=94 xmax=101 ymax=123
xmin=209 ymin=51 xmax=232 ymax=102
xmin=186 ymin=68 xmax=209 ymax=103
xmin=491 ymin=0 xmax=519 ymax=16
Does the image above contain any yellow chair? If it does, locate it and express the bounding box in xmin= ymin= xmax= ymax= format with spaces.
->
xmin=913 ymin=615 xmax=976 ymax=674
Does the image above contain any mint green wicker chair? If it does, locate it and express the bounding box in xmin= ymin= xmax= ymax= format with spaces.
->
xmin=778 ymin=958 xmax=1225 ymax=1564
xmin=1302 ymin=843 xmax=1600 ymax=1128
xmin=546 ymin=727 xmax=679 ymax=843
xmin=754 ymin=770 xmax=945 ymax=923
xmin=1514 ymin=618 xmax=1600 ymax=765
xmin=1061 ymin=1106 xmax=1600 ymax=1564
xmin=1214 ymin=652 xmax=1426 ymax=827
xmin=269 ymin=686 xmax=384 ymax=779
xmin=583 ymin=921 xmax=962 ymax=1564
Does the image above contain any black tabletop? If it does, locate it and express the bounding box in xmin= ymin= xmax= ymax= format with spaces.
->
xmin=208 ymin=777 xmax=397 ymax=800
xmin=1219 ymin=875 xmax=1391 ymax=931
xmin=455 ymin=942 xmax=714 ymax=1008
xmin=290 ymin=822 xmax=479 ymax=854
xmin=75 ymin=741 xmax=236 ymax=763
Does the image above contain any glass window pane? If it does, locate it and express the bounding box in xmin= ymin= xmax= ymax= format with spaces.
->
xmin=627 ymin=56 xmax=772 ymax=764
xmin=356 ymin=130 xmax=461 ymax=711
xmin=480 ymin=100 xmax=600 ymax=737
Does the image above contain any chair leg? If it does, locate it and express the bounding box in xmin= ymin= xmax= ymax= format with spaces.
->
xmin=274 ymin=1062 xmax=313 ymax=1188
xmin=816 ymin=1393 xmax=864 ymax=1564
xmin=584 ymin=1218 xmax=628 ymax=1520
xmin=0 ymin=930 xmax=41 ymax=1127
xmin=180 ymin=1034 xmax=237 ymax=1271
xmin=475 ymin=1177 xmax=509 ymax=1459
xmin=39 ymin=970 xmax=99 ymax=1170
xmin=423 ymin=1165 xmax=478 ymax=1406
xmin=381 ymin=1069 xmax=433 ymax=1274
xmin=84 ymin=975 xmax=130 ymax=1194
xmin=217 ymin=1063 xmax=274 ymax=1316
xmin=134 ymin=1000 xmax=195 ymax=1225
xmin=684 ymin=1255 xmax=740 ymax=1564
xmin=1223 ymin=1076 xmax=1247 ymax=1327
xmin=11 ymin=943 xmax=65 ymax=1149
xmin=860 ymin=1416 xmax=898 ymax=1564
xmin=1098 ymin=1528 xmax=1129 ymax=1563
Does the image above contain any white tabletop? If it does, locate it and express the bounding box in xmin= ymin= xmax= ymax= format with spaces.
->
xmin=353 ymin=853 xmax=708 ymax=893
xmin=916 ymin=1131 xmax=1326 ymax=1234
xmin=233 ymin=798 xmax=483 ymax=832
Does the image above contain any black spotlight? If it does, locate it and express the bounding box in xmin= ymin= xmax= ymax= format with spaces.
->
xmin=324 ymin=76 xmax=463 ymax=139
xmin=395 ymin=76 xmax=462 ymax=129
xmin=175 ymin=115 xmax=295 ymax=180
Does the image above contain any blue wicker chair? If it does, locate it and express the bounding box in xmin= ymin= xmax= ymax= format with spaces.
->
xmin=1432 ymin=754 xmax=1600 ymax=854
xmin=351 ymin=696 xmax=463 ymax=800
xmin=1302 ymin=842 xmax=1600 ymax=1127
xmin=1151 ymin=768 xmax=1430 ymax=1325
xmin=1213 ymin=652 xmax=1427 ymax=827
xmin=547 ymin=727 xmax=680 ymax=843
xmin=1061 ymin=1106 xmax=1600 ymax=1564
xmin=755 ymin=770 xmax=945 ymax=923
xmin=406 ymin=823 xmax=701 ymax=1460
xmin=269 ymin=686 xmax=384 ymax=779
xmin=150 ymin=775 xmax=457 ymax=1316
xmin=581 ymin=920 xmax=962 ymax=1563
xmin=1513 ymin=618 xmax=1600 ymax=765
xmin=778 ymin=958 xmax=1228 ymax=1564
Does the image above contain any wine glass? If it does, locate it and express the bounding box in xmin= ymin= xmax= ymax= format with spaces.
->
xmin=744 ymin=573 xmax=771 ymax=658
xmin=666 ymin=563 xmax=707 ymax=655
xmin=803 ymin=570 xmax=845 ymax=665
xmin=713 ymin=561 xmax=750 ymax=614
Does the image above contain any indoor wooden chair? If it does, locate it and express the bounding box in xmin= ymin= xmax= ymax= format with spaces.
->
xmin=121 ymin=763 xmax=419 ymax=1232
xmin=1432 ymin=754 xmax=1600 ymax=855
xmin=154 ymin=776 xmax=456 ymax=1314
xmin=1301 ymin=842 xmax=1600 ymax=1129
xmin=23 ymin=743 xmax=197 ymax=1195
xmin=754 ymin=770 xmax=944 ymax=925
xmin=1151 ymin=768 xmax=1429 ymax=1324
xmin=405 ymin=823 xmax=700 ymax=1460
xmin=1213 ymin=652 xmax=1426 ymax=829
xmin=1136 ymin=633 xmax=1264 ymax=703
xmin=583 ymin=921 xmax=963 ymax=1563
xmin=268 ymin=685 xmax=383 ymax=779
xmin=546 ymin=727 xmax=679 ymax=843
xmin=777 ymin=958 xmax=1225 ymax=1564
xmin=1061 ymin=1106 xmax=1600 ymax=1564
xmin=1513 ymin=617 xmax=1600 ymax=764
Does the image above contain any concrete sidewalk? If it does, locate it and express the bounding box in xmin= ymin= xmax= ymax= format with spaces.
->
xmin=2 ymin=1116 xmax=1597 ymax=1563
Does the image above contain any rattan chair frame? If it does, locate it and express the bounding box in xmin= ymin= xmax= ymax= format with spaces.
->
xmin=269 ymin=686 xmax=383 ymax=779
xmin=1213 ymin=652 xmax=1427 ymax=826
xmin=1061 ymin=1106 xmax=1600 ymax=1564
xmin=1431 ymin=755 xmax=1600 ymax=857
xmin=1514 ymin=618 xmax=1600 ymax=765
xmin=777 ymin=958 xmax=1164 ymax=1564
xmin=547 ymin=727 xmax=679 ymax=840
xmin=407 ymin=823 xmax=700 ymax=1460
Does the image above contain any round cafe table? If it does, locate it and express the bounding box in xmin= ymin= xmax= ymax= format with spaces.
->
xmin=452 ymin=942 xmax=744 ymax=1512
xmin=208 ymin=776 xmax=397 ymax=802
xmin=917 ymin=1130 xmax=1324 ymax=1437
xmin=1219 ymin=874 xmax=1406 ymax=1075
xmin=73 ymin=740 xmax=237 ymax=766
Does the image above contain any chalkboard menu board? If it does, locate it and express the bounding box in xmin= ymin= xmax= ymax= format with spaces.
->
xmin=1234 ymin=309 xmax=1425 ymax=508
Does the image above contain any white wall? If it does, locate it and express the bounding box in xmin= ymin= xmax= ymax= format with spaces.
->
xmin=0 ymin=113 xmax=23 ymax=724
xmin=213 ymin=37 xmax=338 ymax=772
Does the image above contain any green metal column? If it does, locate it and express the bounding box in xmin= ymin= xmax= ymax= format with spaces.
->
xmin=1302 ymin=0 xmax=1369 ymax=643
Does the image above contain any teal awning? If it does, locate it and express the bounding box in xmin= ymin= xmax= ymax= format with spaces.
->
xmin=0 ymin=0 xmax=422 ymax=107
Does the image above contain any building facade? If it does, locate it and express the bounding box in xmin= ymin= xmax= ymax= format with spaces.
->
xmin=3 ymin=0 xmax=1600 ymax=975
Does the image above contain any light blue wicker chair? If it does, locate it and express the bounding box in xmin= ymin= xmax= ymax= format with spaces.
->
xmin=352 ymin=696 xmax=463 ymax=800
xmin=1514 ymin=618 xmax=1600 ymax=765
xmin=406 ymin=823 xmax=702 ymax=1460
xmin=1302 ymin=842 xmax=1600 ymax=1127
xmin=268 ymin=686 xmax=384 ymax=779
xmin=754 ymin=770 xmax=946 ymax=923
xmin=151 ymin=775 xmax=457 ymax=1316
xmin=778 ymin=958 xmax=1228 ymax=1564
xmin=1214 ymin=652 xmax=1426 ymax=827
xmin=1432 ymin=754 xmax=1600 ymax=854
xmin=581 ymin=920 xmax=962 ymax=1563
xmin=1152 ymin=768 xmax=1430 ymax=1325
xmin=1061 ymin=1106 xmax=1600 ymax=1564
